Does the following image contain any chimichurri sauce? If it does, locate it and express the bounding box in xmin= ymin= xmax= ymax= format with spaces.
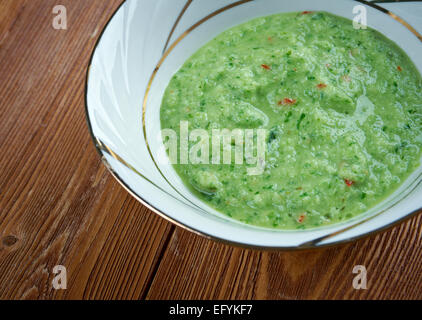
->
xmin=160 ymin=12 xmax=422 ymax=229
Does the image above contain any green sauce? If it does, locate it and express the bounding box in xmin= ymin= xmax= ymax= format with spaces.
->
xmin=160 ymin=12 xmax=422 ymax=229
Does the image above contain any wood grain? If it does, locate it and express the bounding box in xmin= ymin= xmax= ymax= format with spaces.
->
xmin=147 ymin=214 xmax=422 ymax=299
xmin=0 ymin=0 xmax=421 ymax=300
xmin=0 ymin=0 xmax=173 ymax=300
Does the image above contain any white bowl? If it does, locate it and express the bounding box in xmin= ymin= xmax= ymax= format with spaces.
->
xmin=86 ymin=0 xmax=422 ymax=249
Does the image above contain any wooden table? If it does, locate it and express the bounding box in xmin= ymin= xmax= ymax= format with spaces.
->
xmin=0 ymin=0 xmax=421 ymax=300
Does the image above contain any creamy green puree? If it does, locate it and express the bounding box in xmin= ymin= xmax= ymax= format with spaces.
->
xmin=160 ymin=12 xmax=422 ymax=229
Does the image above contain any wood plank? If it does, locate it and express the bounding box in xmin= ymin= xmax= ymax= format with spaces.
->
xmin=0 ymin=0 xmax=174 ymax=300
xmin=147 ymin=213 xmax=422 ymax=299
xmin=0 ymin=0 xmax=25 ymax=47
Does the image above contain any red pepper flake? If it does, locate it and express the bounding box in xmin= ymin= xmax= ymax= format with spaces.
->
xmin=293 ymin=68 xmax=297 ymax=72
xmin=301 ymin=11 xmax=313 ymax=15
xmin=344 ymin=179 xmax=355 ymax=187
xmin=316 ymin=83 xmax=327 ymax=89
xmin=278 ymin=98 xmax=297 ymax=106
xmin=297 ymin=213 xmax=306 ymax=223
xmin=261 ymin=64 xmax=271 ymax=70
xmin=268 ymin=36 xmax=273 ymax=41
xmin=397 ymin=66 xmax=402 ymax=72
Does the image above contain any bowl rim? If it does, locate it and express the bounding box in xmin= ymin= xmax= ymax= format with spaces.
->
xmin=85 ymin=0 xmax=422 ymax=250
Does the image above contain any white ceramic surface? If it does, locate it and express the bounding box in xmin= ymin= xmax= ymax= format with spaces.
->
xmin=86 ymin=0 xmax=422 ymax=249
